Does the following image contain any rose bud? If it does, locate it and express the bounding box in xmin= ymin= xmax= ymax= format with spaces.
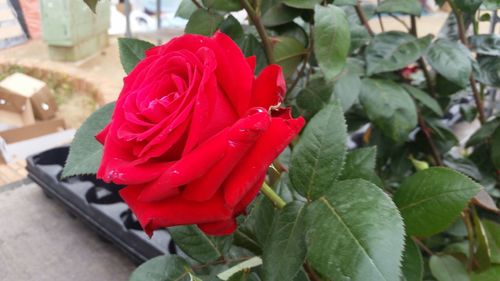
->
xmin=95 ymin=32 xmax=304 ymax=236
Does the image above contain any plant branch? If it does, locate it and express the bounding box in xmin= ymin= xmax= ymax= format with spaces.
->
xmin=376 ymin=0 xmax=385 ymax=32
xmin=190 ymin=0 xmax=203 ymax=9
xmin=389 ymin=13 xmax=410 ymax=31
xmin=411 ymin=236 xmax=434 ymax=256
xmin=355 ymin=2 xmax=374 ymax=36
xmin=304 ymin=262 xmax=322 ymax=281
xmin=461 ymin=210 xmax=475 ymax=271
xmin=240 ymin=0 xmax=276 ymax=64
xmin=418 ymin=113 xmax=444 ymax=166
xmin=409 ymin=15 xmax=436 ymax=97
xmin=261 ymin=182 xmax=286 ymax=209
xmin=447 ymin=0 xmax=486 ymax=124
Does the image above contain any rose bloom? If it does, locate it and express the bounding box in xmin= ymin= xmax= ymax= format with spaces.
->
xmin=96 ymin=32 xmax=304 ymax=236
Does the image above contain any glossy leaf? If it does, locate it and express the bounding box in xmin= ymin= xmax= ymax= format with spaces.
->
xmin=376 ymin=0 xmax=422 ymax=16
xmin=295 ymin=77 xmax=334 ymax=120
xmin=263 ymin=202 xmax=307 ymax=281
xmin=283 ymin=0 xmax=322 ymax=9
xmin=169 ymin=225 xmax=231 ymax=263
xmin=314 ymin=4 xmax=350 ymax=80
xmin=425 ymin=39 xmax=472 ymax=88
xmin=465 ymin=118 xmax=500 ymax=147
xmin=273 ymin=36 xmax=306 ymax=78
xmin=227 ymin=270 xmax=250 ymax=281
xmin=306 ymin=179 xmax=405 ymax=281
xmin=429 ymin=255 xmax=468 ymax=281
xmin=239 ymin=34 xmax=267 ymax=74
xmin=129 ymin=255 xmax=192 ymax=281
xmin=339 ymin=147 xmax=383 ymax=187
xmin=394 ymin=167 xmax=482 ymax=237
xmin=476 ymin=55 xmax=500 ymax=87
xmin=359 ymin=79 xmax=417 ymax=143
xmin=83 ymin=0 xmax=99 ymax=12
xmin=469 ymin=35 xmax=500 ymax=56
xmin=290 ymin=104 xmax=347 ymax=200
xmin=473 ymin=210 xmax=492 ymax=270
xmin=483 ymin=220 xmax=500 ymax=264
xmin=402 ymin=84 xmax=443 ymax=116
xmin=202 ymin=0 xmax=242 ymax=11
xmin=262 ymin=4 xmax=301 ymax=27
xmin=365 ymin=32 xmax=431 ymax=75
xmin=185 ymin=9 xmax=223 ymax=36
xmin=455 ymin=0 xmax=482 ymax=13
xmin=491 ymin=127 xmax=500 ymax=169
xmin=118 ymin=38 xmax=155 ymax=74
xmin=62 ymin=102 xmax=115 ymax=178
xmin=175 ymin=0 xmax=198 ymax=19
xmin=238 ymin=195 xmax=276 ymax=248
xmin=401 ymin=239 xmax=423 ymax=281
xmin=333 ymin=67 xmax=361 ymax=112
xmin=219 ymin=15 xmax=244 ymax=41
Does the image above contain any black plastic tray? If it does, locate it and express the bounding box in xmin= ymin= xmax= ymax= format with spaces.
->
xmin=26 ymin=146 xmax=177 ymax=265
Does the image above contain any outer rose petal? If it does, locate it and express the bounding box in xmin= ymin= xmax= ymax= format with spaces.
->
xmin=250 ymin=64 xmax=286 ymax=110
xmin=197 ymin=219 xmax=237 ymax=236
xmin=120 ymin=185 xmax=232 ymax=237
xmin=182 ymin=109 xmax=271 ymax=202
xmin=224 ymin=112 xmax=305 ymax=207
xmin=246 ymin=56 xmax=256 ymax=73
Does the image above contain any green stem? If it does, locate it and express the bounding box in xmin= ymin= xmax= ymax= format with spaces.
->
xmin=261 ymin=182 xmax=286 ymax=209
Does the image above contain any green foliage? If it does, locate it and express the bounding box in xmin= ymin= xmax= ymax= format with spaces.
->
xmin=394 ymin=167 xmax=481 ymax=237
xmin=290 ymin=104 xmax=347 ymax=200
xmin=402 ymin=84 xmax=443 ymax=116
xmin=273 ymin=37 xmax=306 ymax=78
xmin=425 ymin=39 xmax=472 ymax=88
xmin=283 ymin=0 xmax=322 ymax=9
xmin=313 ymin=4 xmax=350 ymax=80
xmin=83 ymin=0 xmax=99 ymax=12
xmin=61 ymin=102 xmax=114 ymax=178
xmin=305 ymin=179 xmax=405 ymax=281
xmin=400 ymin=239 xmax=423 ymax=281
xmin=129 ymin=255 xmax=194 ymax=281
xmin=339 ymin=147 xmax=383 ymax=187
xmin=376 ymin=0 xmax=422 ymax=16
xmin=202 ymin=0 xmax=242 ymax=12
xmin=365 ymin=32 xmax=431 ymax=75
xmin=359 ymin=79 xmax=417 ymax=143
xmin=429 ymin=255 xmax=468 ymax=281
xmin=185 ymin=9 xmax=224 ymax=36
xmin=118 ymin=38 xmax=155 ymax=74
xmin=262 ymin=202 xmax=307 ymax=281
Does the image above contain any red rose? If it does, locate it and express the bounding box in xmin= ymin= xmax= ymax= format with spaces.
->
xmin=96 ymin=32 xmax=304 ymax=236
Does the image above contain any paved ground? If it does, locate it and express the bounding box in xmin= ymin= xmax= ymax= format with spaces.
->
xmin=0 ymin=181 xmax=136 ymax=281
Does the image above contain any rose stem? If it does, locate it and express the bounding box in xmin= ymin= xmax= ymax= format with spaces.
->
xmin=261 ymin=182 xmax=286 ymax=209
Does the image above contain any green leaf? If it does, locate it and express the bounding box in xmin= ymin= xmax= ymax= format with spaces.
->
xmin=238 ymin=195 xmax=276 ymax=248
xmin=359 ymin=79 xmax=418 ymax=143
xmin=168 ymin=225 xmax=231 ymax=263
xmin=339 ymin=147 xmax=383 ymax=187
xmin=466 ymin=118 xmax=500 ymax=147
xmin=483 ymin=0 xmax=500 ymax=9
xmin=290 ymin=104 xmax=347 ymax=200
xmin=175 ymin=0 xmax=198 ymax=19
xmin=393 ymin=167 xmax=482 ymax=237
xmin=262 ymin=3 xmax=301 ymax=27
xmin=239 ymin=34 xmax=267 ymax=74
xmin=401 ymin=239 xmax=423 ymax=281
xmin=471 ymin=266 xmax=500 ymax=281
xmin=129 ymin=255 xmax=192 ymax=281
xmin=83 ymin=0 xmax=99 ymax=12
xmin=295 ymin=77 xmax=334 ymax=120
xmin=491 ymin=127 xmax=500 ymax=169
xmin=273 ymin=36 xmax=306 ymax=78
xmin=455 ymin=0 xmax=482 ymax=13
xmin=185 ymin=9 xmax=224 ymax=36
xmin=332 ymin=67 xmax=361 ymax=112
xmin=263 ymin=202 xmax=307 ymax=281
xmin=473 ymin=210 xmax=492 ymax=270
xmin=314 ymin=4 xmax=351 ymax=80
xmin=283 ymin=0 xmax=322 ymax=9
xmin=476 ymin=55 xmax=500 ymax=87
xmin=429 ymin=255 xmax=468 ymax=281
xmin=483 ymin=220 xmax=500 ymax=264
xmin=270 ymin=22 xmax=309 ymax=47
xmin=469 ymin=35 xmax=500 ymax=56
xmin=365 ymin=32 xmax=431 ymax=75
xmin=376 ymin=0 xmax=422 ymax=16
xmin=425 ymin=39 xmax=472 ymax=88
xmin=202 ymin=0 xmax=242 ymax=11
xmin=219 ymin=15 xmax=244 ymax=41
xmin=306 ymin=179 xmax=405 ymax=281
xmin=62 ymin=102 xmax=114 ymax=178
xmin=118 ymin=38 xmax=155 ymax=74
xmin=227 ymin=270 xmax=250 ymax=281
xmin=402 ymin=84 xmax=443 ymax=116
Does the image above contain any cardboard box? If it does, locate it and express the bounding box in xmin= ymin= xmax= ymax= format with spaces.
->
xmin=0 ymin=118 xmax=74 ymax=163
xmin=0 ymin=73 xmax=57 ymax=121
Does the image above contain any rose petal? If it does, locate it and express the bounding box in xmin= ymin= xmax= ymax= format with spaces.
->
xmin=234 ymin=174 xmax=266 ymax=215
xmin=197 ymin=219 xmax=237 ymax=236
xmin=138 ymin=128 xmax=230 ymax=202
xmin=246 ymin=56 xmax=256 ymax=73
xmin=250 ymin=64 xmax=286 ymax=110
xmin=223 ymin=113 xmax=305 ymax=207
xmin=182 ymin=109 xmax=270 ymax=202
xmin=120 ymin=185 xmax=232 ymax=237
